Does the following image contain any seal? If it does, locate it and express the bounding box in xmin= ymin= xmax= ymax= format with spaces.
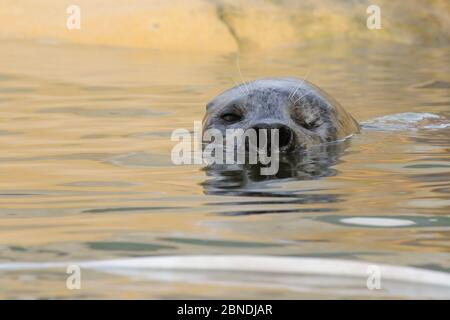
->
xmin=203 ymin=78 xmax=360 ymax=152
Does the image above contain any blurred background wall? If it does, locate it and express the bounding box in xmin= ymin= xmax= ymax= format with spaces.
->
xmin=0 ymin=0 xmax=449 ymax=52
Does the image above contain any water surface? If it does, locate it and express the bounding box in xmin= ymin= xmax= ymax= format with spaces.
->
xmin=0 ymin=40 xmax=449 ymax=298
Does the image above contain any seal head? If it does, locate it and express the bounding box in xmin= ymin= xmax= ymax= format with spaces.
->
xmin=203 ymin=78 xmax=359 ymax=151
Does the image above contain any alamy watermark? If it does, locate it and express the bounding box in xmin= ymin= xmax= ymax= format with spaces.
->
xmin=366 ymin=265 xmax=382 ymax=290
xmin=366 ymin=4 xmax=381 ymax=30
xmin=66 ymin=264 xmax=81 ymax=290
xmin=171 ymin=121 xmax=280 ymax=175
xmin=64 ymin=5 xmax=381 ymax=32
xmin=66 ymin=5 xmax=81 ymax=30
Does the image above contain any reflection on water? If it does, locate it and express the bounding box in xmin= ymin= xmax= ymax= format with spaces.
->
xmin=203 ymin=141 xmax=349 ymax=193
xmin=0 ymin=39 xmax=449 ymax=299
xmin=202 ymin=141 xmax=349 ymax=216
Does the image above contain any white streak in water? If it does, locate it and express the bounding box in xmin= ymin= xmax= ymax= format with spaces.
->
xmin=341 ymin=217 xmax=416 ymax=227
xmin=362 ymin=112 xmax=446 ymax=132
xmin=0 ymin=255 xmax=449 ymax=288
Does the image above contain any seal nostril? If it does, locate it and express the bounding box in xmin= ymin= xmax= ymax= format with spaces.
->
xmin=249 ymin=123 xmax=294 ymax=151
xmin=278 ymin=125 xmax=293 ymax=149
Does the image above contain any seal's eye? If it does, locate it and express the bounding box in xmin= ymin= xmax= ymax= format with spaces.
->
xmin=295 ymin=118 xmax=320 ymax=130
xmin=221 ymin=113 xmax=242 ymax=123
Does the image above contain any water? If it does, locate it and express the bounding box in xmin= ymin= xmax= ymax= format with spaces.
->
xmin=0 ymin=40 xmax=449 ymax=299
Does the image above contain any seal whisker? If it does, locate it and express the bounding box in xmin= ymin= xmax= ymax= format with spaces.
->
xmin=289 ymin=67 xmax=311 ymax=101
xmin=230 ymin=76 xmax=246 ymax=95
xmin=236 ymin=55 xmax=250 ymax=94
xmin=292 ymin=89 xmax=314 ymax=105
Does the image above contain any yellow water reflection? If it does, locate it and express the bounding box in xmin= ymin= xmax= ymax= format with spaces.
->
xmin=0 ymin=1 xmax=449 ymax=299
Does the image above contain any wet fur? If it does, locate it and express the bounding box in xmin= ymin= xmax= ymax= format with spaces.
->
xmin=203 ymin=78 xmax=360 ymax=150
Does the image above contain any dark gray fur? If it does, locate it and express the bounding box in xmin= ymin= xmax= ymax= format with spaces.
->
xmin=203 ymin=78 xmax=360 ymax=150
